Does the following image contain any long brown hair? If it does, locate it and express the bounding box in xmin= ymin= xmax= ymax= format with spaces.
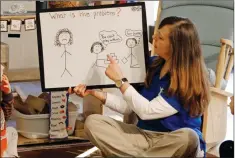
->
xmin=145 ymin=16 xmax=210 ymax=117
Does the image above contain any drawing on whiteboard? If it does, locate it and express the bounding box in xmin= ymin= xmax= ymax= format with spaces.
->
xmin=55 ymin=28 xmax=73 ymax=77
xmin=99 ymin=30 xmax=122 ymax=46
xmin=90 ymin=41 xmax=106 ymax=68
xmin=131 ymin=6 xmax=141 ymax=12
xmin=122 ymin=38 xmax=140 ymax=68
xmin=90 ymin=42 xmax=120 ymax=68
xmin=125 ymin=29 xmax=142 ymax=39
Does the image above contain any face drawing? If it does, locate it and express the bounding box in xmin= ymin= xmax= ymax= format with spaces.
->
xmin=59 ymin=32 xmax=70 ymax=45
xmin=55 ymin=28 xmax=73 ymax=47
xmin=91 ymin=42 xmax=104 ymax=54
xmin=93 ymin=44 xmax=102 ymax=54
xmin=126 ymin=38 xmax=137 ymax=48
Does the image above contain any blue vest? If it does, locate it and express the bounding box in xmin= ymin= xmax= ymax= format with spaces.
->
xmin=136 ymin=56 xmax=206 ymax=155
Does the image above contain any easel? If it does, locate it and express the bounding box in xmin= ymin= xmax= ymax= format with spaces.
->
xmin=215 ymin=39 xmax=234 ymax=88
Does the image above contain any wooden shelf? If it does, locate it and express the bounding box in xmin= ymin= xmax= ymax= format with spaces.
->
xmin=8 ymin=68 xmax=40 ymax=82
xmin=0 ymin=15 xmax=36 ymax=20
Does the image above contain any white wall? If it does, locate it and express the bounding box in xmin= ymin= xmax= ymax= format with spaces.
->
xmin=1 ymin=1 xmax=35 ymax=14
xmin=1 ymin=1 xmax=38 ymax=70
xmin=145 ymin=1 xmax=159 ymax=26
xmin=143 ymin=1 xmax=159 ymax=42
xmin=1 ymin=29 xmax=39 ymax=70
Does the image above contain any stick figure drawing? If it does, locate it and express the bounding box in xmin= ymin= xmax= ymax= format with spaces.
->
xmin=90 ymin=41 xmax=106 ymax=68
xmin=122 ymin=38 xmax=140 ymax=68
xmin=55 ymin=28 xmax=73 ymax=77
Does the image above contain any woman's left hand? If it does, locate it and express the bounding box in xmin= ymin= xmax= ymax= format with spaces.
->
xmin=105 ymin=55 xmax=124 ymax=81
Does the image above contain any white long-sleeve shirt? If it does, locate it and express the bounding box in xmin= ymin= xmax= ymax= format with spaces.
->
xmin=104 ymin=85 xmax=178 ymax=120
xmin=104 ymin=85 xmax=204 ymax=157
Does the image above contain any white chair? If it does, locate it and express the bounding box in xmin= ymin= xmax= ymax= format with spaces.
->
xmin=203 ymin=39 xmax=233 ymax=156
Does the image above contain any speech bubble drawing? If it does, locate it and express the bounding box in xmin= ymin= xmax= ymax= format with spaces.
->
xmin=99 ymin=30 xmax=122 ymax=45
xmin=125 ymin=29 xmax=142 ymax=37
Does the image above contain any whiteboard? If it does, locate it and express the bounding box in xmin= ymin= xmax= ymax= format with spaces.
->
xmin=36 ymin=2 xmax=149 ymax=92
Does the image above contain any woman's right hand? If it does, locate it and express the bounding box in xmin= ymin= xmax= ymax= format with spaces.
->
xmin=68 ymin=84 xmax=93 ymax=98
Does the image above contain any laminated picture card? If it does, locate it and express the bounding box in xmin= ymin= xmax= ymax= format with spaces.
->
xmin=10 ymin=19 xmax=21 ymax=31
xmin=24 ymin=18 xmax=36 ymax=31
xmin=49 ymin=91 xmax=69 ymax=139
xmin=0 ymin=21 xmax=8 ymax=32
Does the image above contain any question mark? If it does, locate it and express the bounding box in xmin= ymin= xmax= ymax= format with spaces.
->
xmin=116 ymin=8 xmax=121 ymax=16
